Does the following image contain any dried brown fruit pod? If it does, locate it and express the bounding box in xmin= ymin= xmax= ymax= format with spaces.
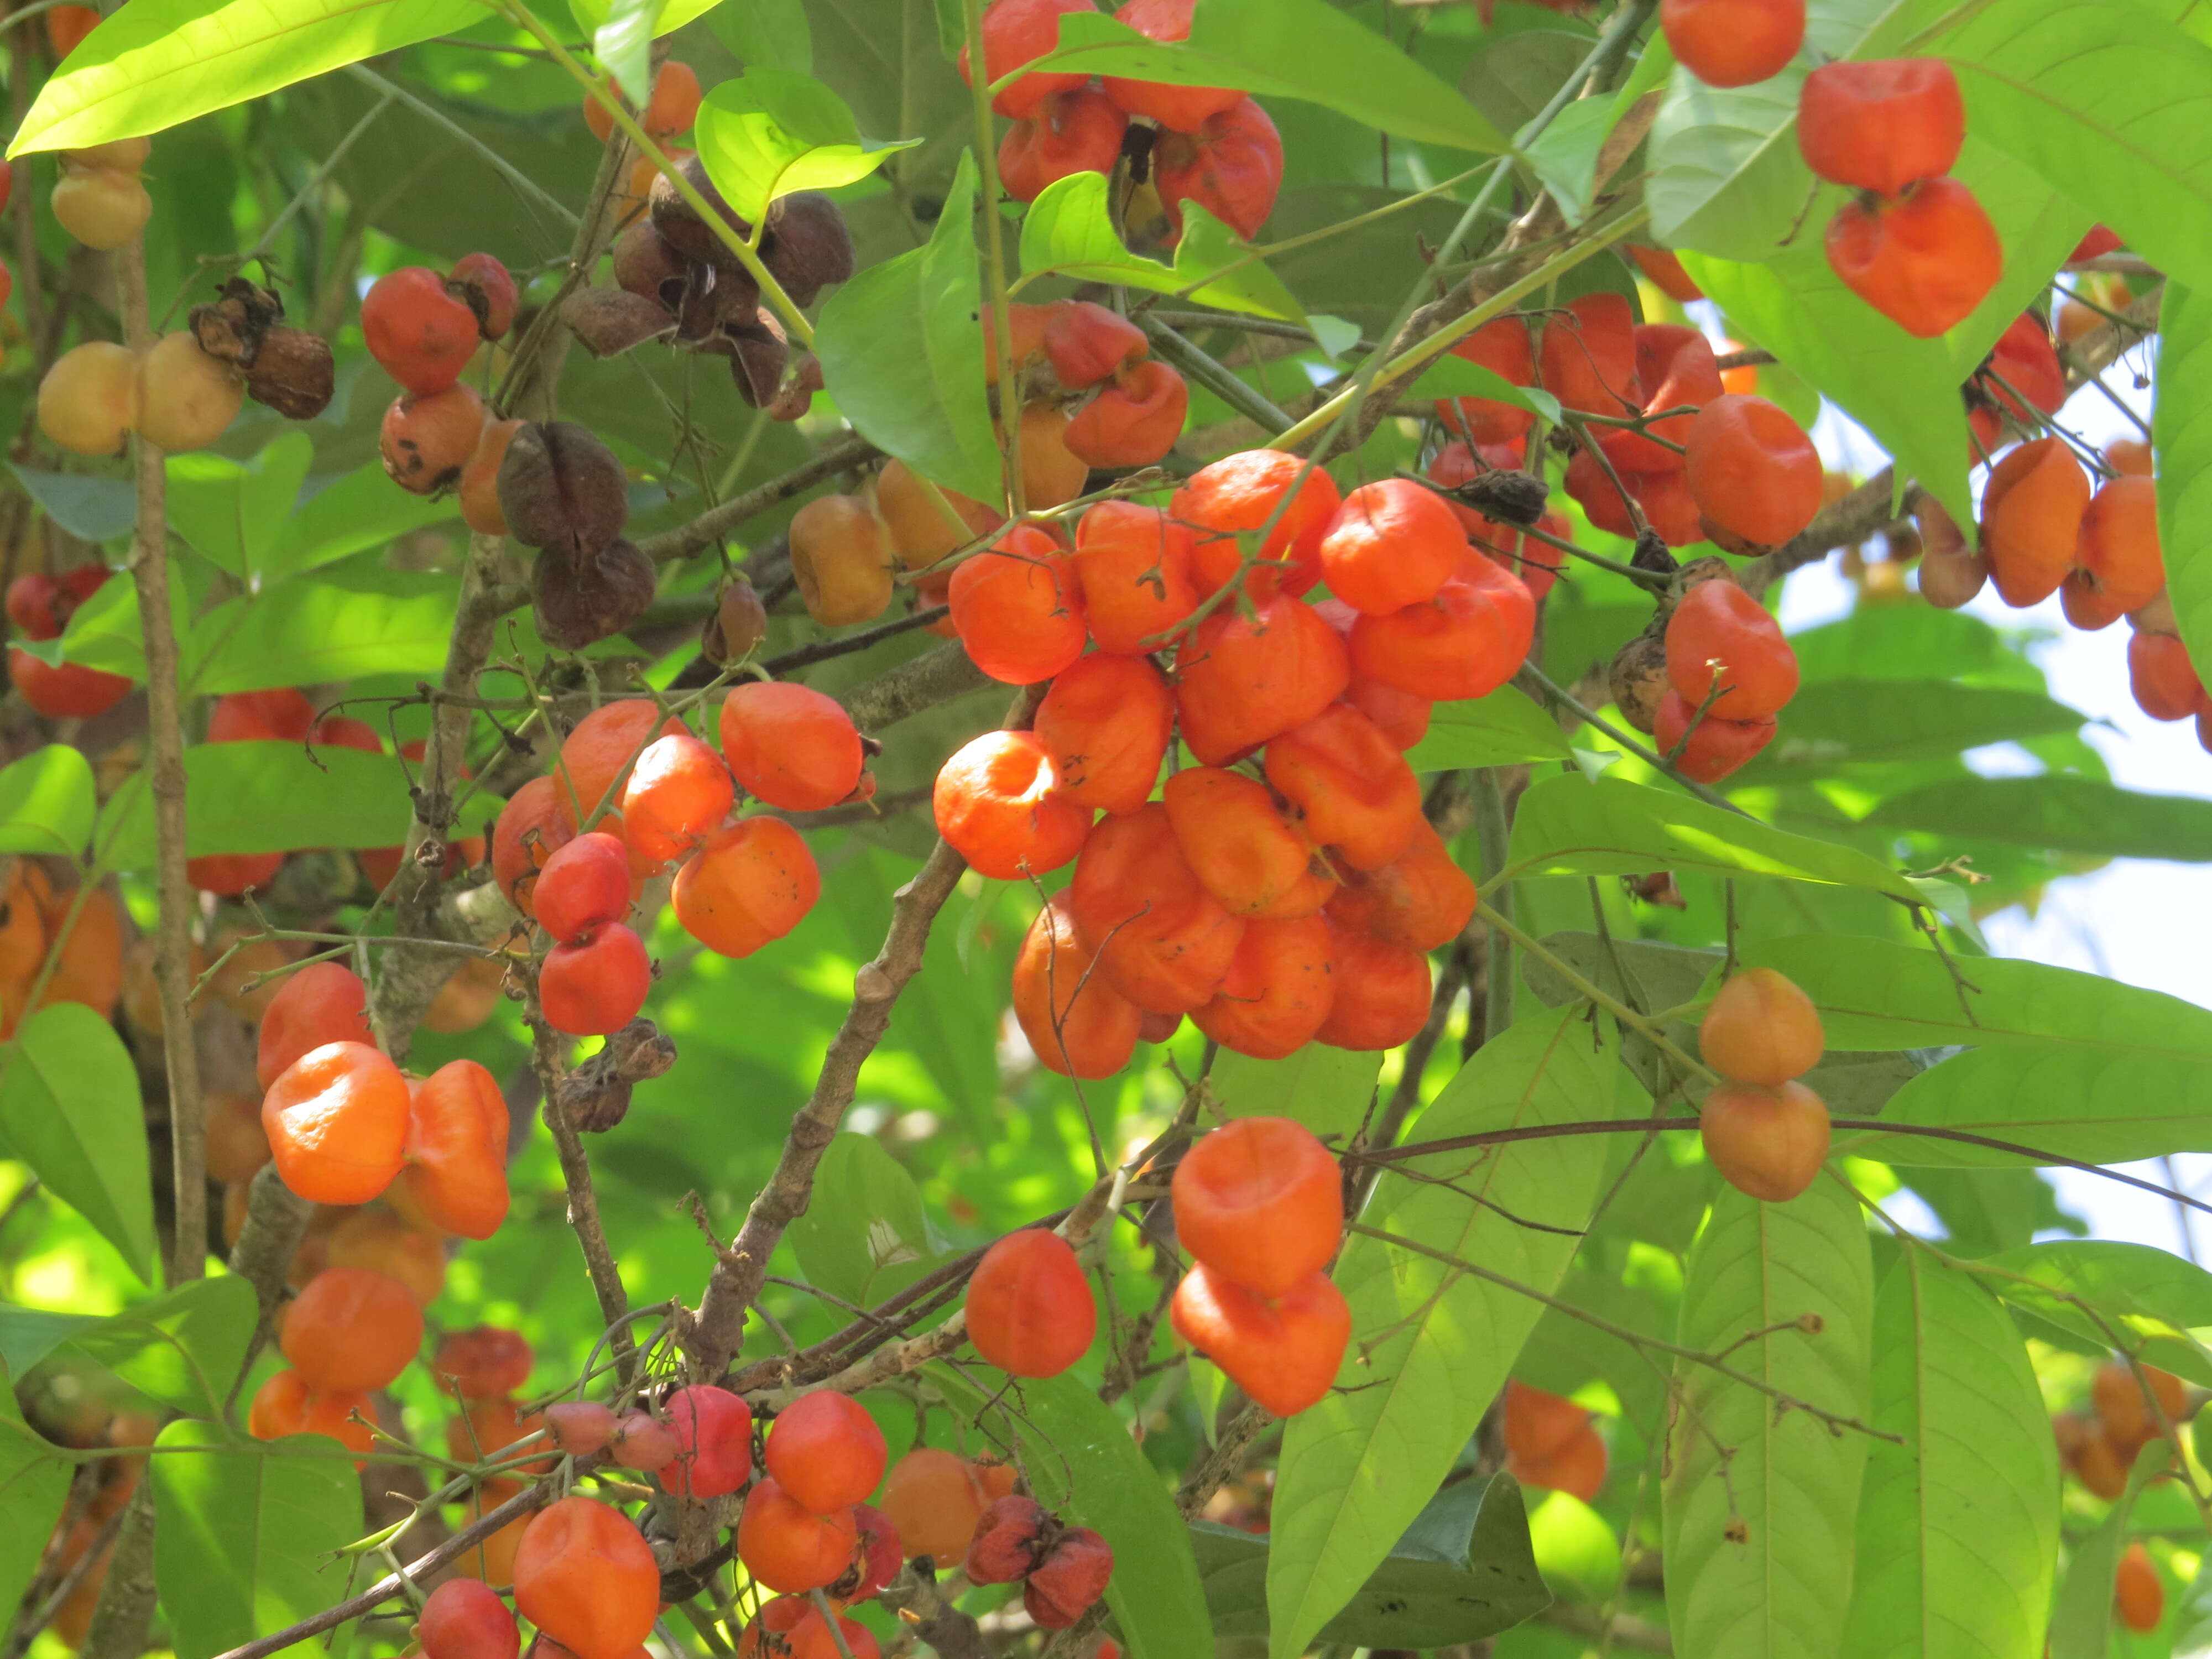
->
xmin=1448 ymin=466 xmax=1548 ymax=528
xmin=760 ymin=191 xmax=855 ymax=307
xmin=611 ymin=221 xmax=686 ymax=308
xmin=245 ymin=327 xmax=335 ymax=419
xmin=701 ymin=575 xmax=768 ymax=664
xmin=534 ymin=537 xmax=656 ymax=650
xmin=647 ymin=154 xmax=750 ymax=264
xmin=551 ymin=1018 xmax=675 ymax=1132
xmin=1608 ymin=632 xmax=1669 ymax=734
xmin=187 ymin=276 xmax=286 ymax=370
xmin=707 ymin=311 xmax=789 ymax=409
xmin=497 ymin=420 xmax=630 ymax=556
xmin=561 ymin=287 xmax=675 ymax=359
xmin=1671 ymin=555 xmax=1735 ymax=600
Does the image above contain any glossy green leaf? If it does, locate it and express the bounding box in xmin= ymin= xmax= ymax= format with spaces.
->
xmin=1208 ymin=1046 xmax=1379 ymax=1139
xmin=0 ymin=1004 xmax=155 ymax=1280
xmin=1840 ymin=1253 xmax=2058 ymax=1659
xmin=1501 ymin=774 xmax=1923 ymax=899
xmin=2152 ymin=281 xmax=2212 ymax=684
xmin=65 ymin=1277 xmax=258 ymax=1418
xmin=1028 ymin=0 xmax=1506 ymax=154
xmin=1197 ymin=1477 xmax=1548 ymax=1648
xmin=1019 ymin=172 xmax=1306 ymax=324
xmin=0 ymin=746 xmax=97 ymax=858
xmin=9 ymin=0 xmax=482 ymax=154
xmin=1400 ymin=356 xmax=1564 ymax=425
xmin=695 ymin=70 xmax=917 ymax=227
xmin=593 ymin=0 xmax=660 ymax=109
xmin=1975 ymin=1240 xmax=2212 ymax=1386
xmin=1866 ymin=1045 xmax=2212 ymax=1168
xmin=1936 ymin=0 xmax=2212 ymax=293
xmin=1766 ymin=680 xmax=2086 ymax=766
xmin=1663 ymin=1176 xmax=1875 ymax=1659
xmin=1863 ymin=775 xmax=2212 ymax=860
xmin=164 ymin=433 xmax=313 ymax=582
xmin=1268 ymin=1003 xmax=1623 ymax=1659
xmin=1519 ymin=97 xmax=1614 ymax=227
xmin=785 ymin=1132 xmax=947 ymax=1307
xmin=97 ymin=742 xmax=415 ymax=870
xmin=190 ymin=567 xmax=470 ymax=693
xmin=1407 ymin=686 xmax=1575 ymax=771
xmin=0 ymin=1384 xmax=72 ymax=1624
xmin=816 ymin=150 xmax=1001 ymax=504
xmin=150 ymin=1418 xmax=365 ymax=1659
xmin=1527 ymin=1490 xmax=1621 ymax=1602
xmin=928 ymin=1366 xmax=1212 ymax=1659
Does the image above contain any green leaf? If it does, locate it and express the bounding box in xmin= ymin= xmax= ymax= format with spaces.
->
xmin=96 ymin=742 xmax=416 ymax=871
xmin=711 ymin=0 xmax=811 ymax=72
xmin=1196 ymin=1477 xmax=1549 ymax=1648
xmin=1864 ymin=774 xmax=2212 ymax=859
xmin=1208 ymin=1046 xmax=1379 ymax=1139
xmin=1935 ymin=0 xmax=2212 ymax=293
xmin=0 ymin=746 xmax=97 ymax=857
xmin=1840 ymin=1253 xmax=2059 ymax=1659
xmin=149 ymin=1418 xmax=365 ymax=1659
xmin=1018 ymin=171 xmax=1306 ymax=324
xmin=1865 ymin=1045 xmax=2212 ymax=1168
xmin=1028 ymin=0 xmax=1507 ymax=154
xmin=695 ymin=69 xmax=917 ymax=227
xmin=1399 ymin=356 xmax=1564 ymax=425
xmin=1406 ymin=686 xmax=1574 ymax=771
xmin=0 ymin=1306 xmax=100 ymax=1376
xmin=2045 ymin=1441 xmax=2162 ymax=1659
xmin=1662 ymin=1176 xmax=1875 ymax=1659
xmin=64 ymin=1278 xmax=258 ymax=1418
xmin=816 ymin=149 xmax=1002 ymax=504
xmin=1975 ymin=1240 xmax=2212 ymax=1386
xmin=565 ymin=0 xmax=720 ymax=56
xmin=1518 ymin=96 xmax=1614 ymax=227
xmin=593 ymin=0 xmax=660 ymax=109
xmin=1766 ymin=679 xmax=2086 ymax=766
xmin=784 ymin=1133 xmax=947 ymax=1307
xmin=11 ymin=466 xmax=135 ymax=543
xmin=164 ymin=434 xmax=314 ymax=582
xmin=927 ymin=1366 xmax=1213 ymax=1659
xmin=0 ymin=1005 xmax=154 ymax=1279
xmin=1501 ymin=774 xmax=1923 ymax=900
xmin=269 ymin=463 xmax=457 ymax=582
xmin=190 ymin=567 xmax=470 ymax=693
xmin=9 ymin=0 xmax=482 ymax=154
xmin=0 ymin=1384 xmax=72 ymax=1624
xmin=1267 ymin=1003 xmax=1623 ymax=1659
xmin=2154 ymin=281 xmax=2212 ymax=684
xmin=1527 ymin=1490 xmax=1621 ymax=1602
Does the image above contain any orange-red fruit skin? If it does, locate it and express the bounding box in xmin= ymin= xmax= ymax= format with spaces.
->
xmin=262 ymin=1041 xmax=410 ymax=1205
xmin=2116 ymin=1542 xmax=2164 ymax=1634
xmin=1825 ymin=177 xmax=2001 ymax=340
xmin=1797 ymin=59 xmax=1965 ymax=195
xmin=1170 ymin=1262 xmax=1348 ymax=1418
xmin=1191 ymin=913 xmax=1335 ymax=1060
xmin=1652 ymin=690 xmax=1776 ymax=782
xmin=673 ymin=817 xmax=821 ymax=958
xmin=513 ymin=1498 xmax=660 ymax=1659
xmin=1700 ymin=1079 xmax=1830 ymax=1202
xmin=1034 ymin=653 xmax=1173 ymax=815
xmin=932 ymin=729 xmax=1091 ymax=880
xmin=280 ymin=1267 xmax=423 ymax=1392
xmin=1699 ymin=967 xmax=1824 ymax=1086
xmin=950 ymin=528 xmax=1088 ymax=685
xmin=1176 ymin=595 xmax=1350 ymax=766
xmin=966 ymin=1227 xmax=1097 ymax=1377
xmin=720 ymin=682 xmax=864 ymax=812
xmin=1013 ymin=893 xmax=1142 ymax=1079
xmin=764 ymin=1391 xmax=886 ymax=1514
xmin=736 ymin=1479 xmax=859 ymax=1593
xmin=1172 ymin=1115 xmax=1341 ymax=1298
xmin=1685 ymin=394 xmax=1823 ymax=552
xmin=1982 ymin=436 xmax=2092 ymax=608
xmin=418 ymin=1579 xmax=519 ymax=1659
xmin=257 ymin=962 xmax=374 ymax=1091
xmin=1663 ymin=579 xmax=1798 ymax=721
xmin=1661 ymin=0 xmax=1804 ymax=87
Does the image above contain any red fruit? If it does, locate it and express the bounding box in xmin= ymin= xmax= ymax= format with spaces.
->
xmin=1509 ymin=1421 xmax=1609 ymax=1501
xmin=1346 ymin=674 xmax=1433 ymax=750
xmin=1326 ymin=818 xmax=1475 ymax=952
xmin=257 ymin=962 xmax=373 ymax=1089
xmin=1313 ymin=925 xmax=1430 ymax=1051
xmin=435 ymin=1327 xmax=533 ymax=1399
xmin=1152 ymin=97 xmax=1282 ymax=241
xmin=1161 ymin=765 xmax=1331 ymax=920
xmin=209 ymin=687 xmax=317 ymax=744
xmin=261 ymin=1041 xmax=410 ymax=1206
xmin=281 ymin=1267 xmax=423 ymax=1392
xmin=1012 ymin=893 xmax=1143 ymax=1079
xmin=1175 ymin=595 xmax=1349 ymax=766
xmin=545 ymin=1402 xmax=619 ymax=1458
xmin=1538 ymin=293 xmax=1638 ymax=418
xmin=361 ymin=267 xmax=481 ymax=396
xmin=1064 ymin=360 xmax=1188 ymax=468
xmin=1700 ymin=1078 xmax=1831 ymax=1202
xmin=10 ymin=651 xmax=129 ymax=720
xmin=184 ymin=851 xmax=283 ymax=897
xmin=736 ymin=1479 xmax=859 ymax=1593
xmin=966 ymin=1227 xmax=1097 ymax=1377
xmin=965 ymin=1493 xmax=1047 ymax=1585
xmin=402 ymin=1057 xmax=511 ymax=1240
xmin=1349 ymin=556 xmax=1536 ymax=702
xmin=1034 ymin=652 xmax=1173 ymax=814
xmin=539 ymin=922 xmax=650 ymax=1036
xmin=1652 ymin=690 xmax=1775 ymax=782
xmin=449 ymin=253 xmax=519 ymax=341
xmin=531 ymin=832 xmax=632 ymax=944
xmin=611 ymin=1414 xmax=679 ymax=1472
xmin=719 ymin=681 xmax=864 ymax=813
xmin=1825 ymin=177 xmax=2002 ymax=340
xmin=1797 ymin=59 xmax=1964 ymax=195
xmin=1072 ymin=500 xmax=1199 ymax=653
xmin=418 ymin=1579 xmax=519 ymax=1659
xmin=248 ymin=1370 xmax=374 ymax=1461
xmin=765 ymin=1392 xmax=886 ymax=1514
xmin=2116 ymin=1541 xmax=2164 ymax=1634
xmin=1192 ymin=912 xmax=1335 ymax=1059
xmin=1664 ymin=578 xmax=1798 ymax=721
xmin=1066 ymin=804 xmax=1244 ymax=1014
xmin=1024 ymin=1527 xmax=1115 ymax=1630
xmin=999 ymin=88 xmax=1128 ymax=203
xmin=1433 ymin=317 xmax=1537 ymax=446
xmin=932 ymin=729 xmax=1091 ymax=880
xmin=1042 ymin=301 xmax=1149 ymax=389
xmin=1503 ymin=1378 xmax=1589 ymax=1464
xmin=2128 ymin=633 xmax=2206 ymax=722
xmin=7 ymin=568 xmax=102 ymax=640
xmin=959 ymin=0 xmax=1099 ymax=117
xmin=1661 ymin=0 xmax=1804 ymax=87
xmin=2069 ymin=226 xmax=2122 ymax=266
xmin=662 ymin=1384 xmax=753 ymax=1500
xmin=619 ymin=732 xmax=733 ymax=863
xmin=1628 ymin=246 xmax=1704 ymax=303
xmin=1262 ymin=704 xmax=1422 ymax=872
xmin=1599 ymin=325 xmax=1721 ymax=473
xmin=671 ymin=817 xmax=821 ymax=958
xmin=2065 ymin=475 xmax=2164 ymax=631
xmin=1170 ymin=1263 xmax=1348 ymax=1417
xmin=1981 ymin=436 xmax=2091 ymax=608
xmin=1976 ymin=312 xmax=2066 ymax=426
xmin=1175 ymin=448 xmax=1343 ymax=599
xmin=1100 ymin=0 xmax=1245 ymax=129
xmin=512 ymin=1499 xmax=660 ymax=1659
xmin=1685 ymin=394 xmax=1823 ymax=553
xmin=492 ymin=776 xmax=577 ymax=918
xmin=1172 ymin=1114 xmax=1340 ymax=1297
xmin=1319 ymin=480 xmax=1464 ymax=616
xmin=950 ymin=528 xmax=1088 ymax=685
xmin=843 ymin=1505 xmax=902 ymax=1601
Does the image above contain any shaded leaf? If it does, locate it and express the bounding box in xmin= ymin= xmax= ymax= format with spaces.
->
xmin=1208 ymin=1046 xmax=1378 ymax=1139
xmin=0 ymin=1385 xmax=71 ymax=1626
xmin=1765 ymin=680 xmax=2086 ymax=766
xmin=1976 ymin=1239 xmax=2212 ymax=1387
xmin=1862 ymin=775 xmax=2212 ymax=860
xmin=785 ymin=1133 xmax=947 ymax=1307
xmin=96 ymin=743 xmax=419 ymax=870
xmin=11 ymin=466 xmax=135 ymax=543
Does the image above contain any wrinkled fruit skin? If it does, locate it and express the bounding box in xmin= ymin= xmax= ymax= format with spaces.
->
xmin=499 ymin=422 xmax=632 ymax=557
xmin=1023 ymin=1527 xmax=1114 ymax=1629
xmin=965 ymin=1494 xmax=1047 ymax=1584
xmin=535 ymin=540 xmax=656 ymax=651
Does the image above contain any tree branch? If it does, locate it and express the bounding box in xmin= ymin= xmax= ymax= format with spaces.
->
xmin=634 ymin=432 xmax=881 ymax=565
xmin=531 ymin=1018 xmax=635 ymax=1380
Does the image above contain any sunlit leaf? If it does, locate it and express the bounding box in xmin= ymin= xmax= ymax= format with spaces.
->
xmin=1019 ymin=172 xmax=1306 ymax=325
xmin=695 ymin=69 xmax=917 ymax=227
xmin=0 ymin=1005 xmax=155 ymax=1280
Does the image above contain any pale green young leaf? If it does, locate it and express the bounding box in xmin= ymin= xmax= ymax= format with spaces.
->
xmin=0 ymin=747 xmax=96 ymax=858
xmin=1267 ymin=1004 xmax=1624 ymax=1659
xmin=0 ymin=1384 xmax=71 ymax=1626
xmin=1840 ymin=1253 xmax=2058 ymax=1659
xmin=1663 ymin=1176 xmax=1875 ymax=1659
xmin=2152 ymin=283 xmax=2212 ymax=686
xmin=593 ymin=0 xmax=661 ymax=108
xmin=65 ymin=1277 xmax=258 ymax=1418
xmin=1018 ymin=172 xmax=1306 ymax=324
xmin=1975 ymin=1240 xmax=2212 ymax=1385
xmin=695 ymin=70 xmax=917 ymax=227
xmin=0 ymin=1005 xmax=155 ymax=1280
xmin=164 ymin=434 xmax=315 ymax=583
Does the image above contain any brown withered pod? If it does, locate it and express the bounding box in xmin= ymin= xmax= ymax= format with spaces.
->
xmin=187 ymin=276 xmax=334 ymax=419
xmin=497 ymin=420 xmax=654 ymax=650
xmin=535 ymin=539 xmax=656 ymax=650
xmin=700 ymin=574 xmax=768 ymax=665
